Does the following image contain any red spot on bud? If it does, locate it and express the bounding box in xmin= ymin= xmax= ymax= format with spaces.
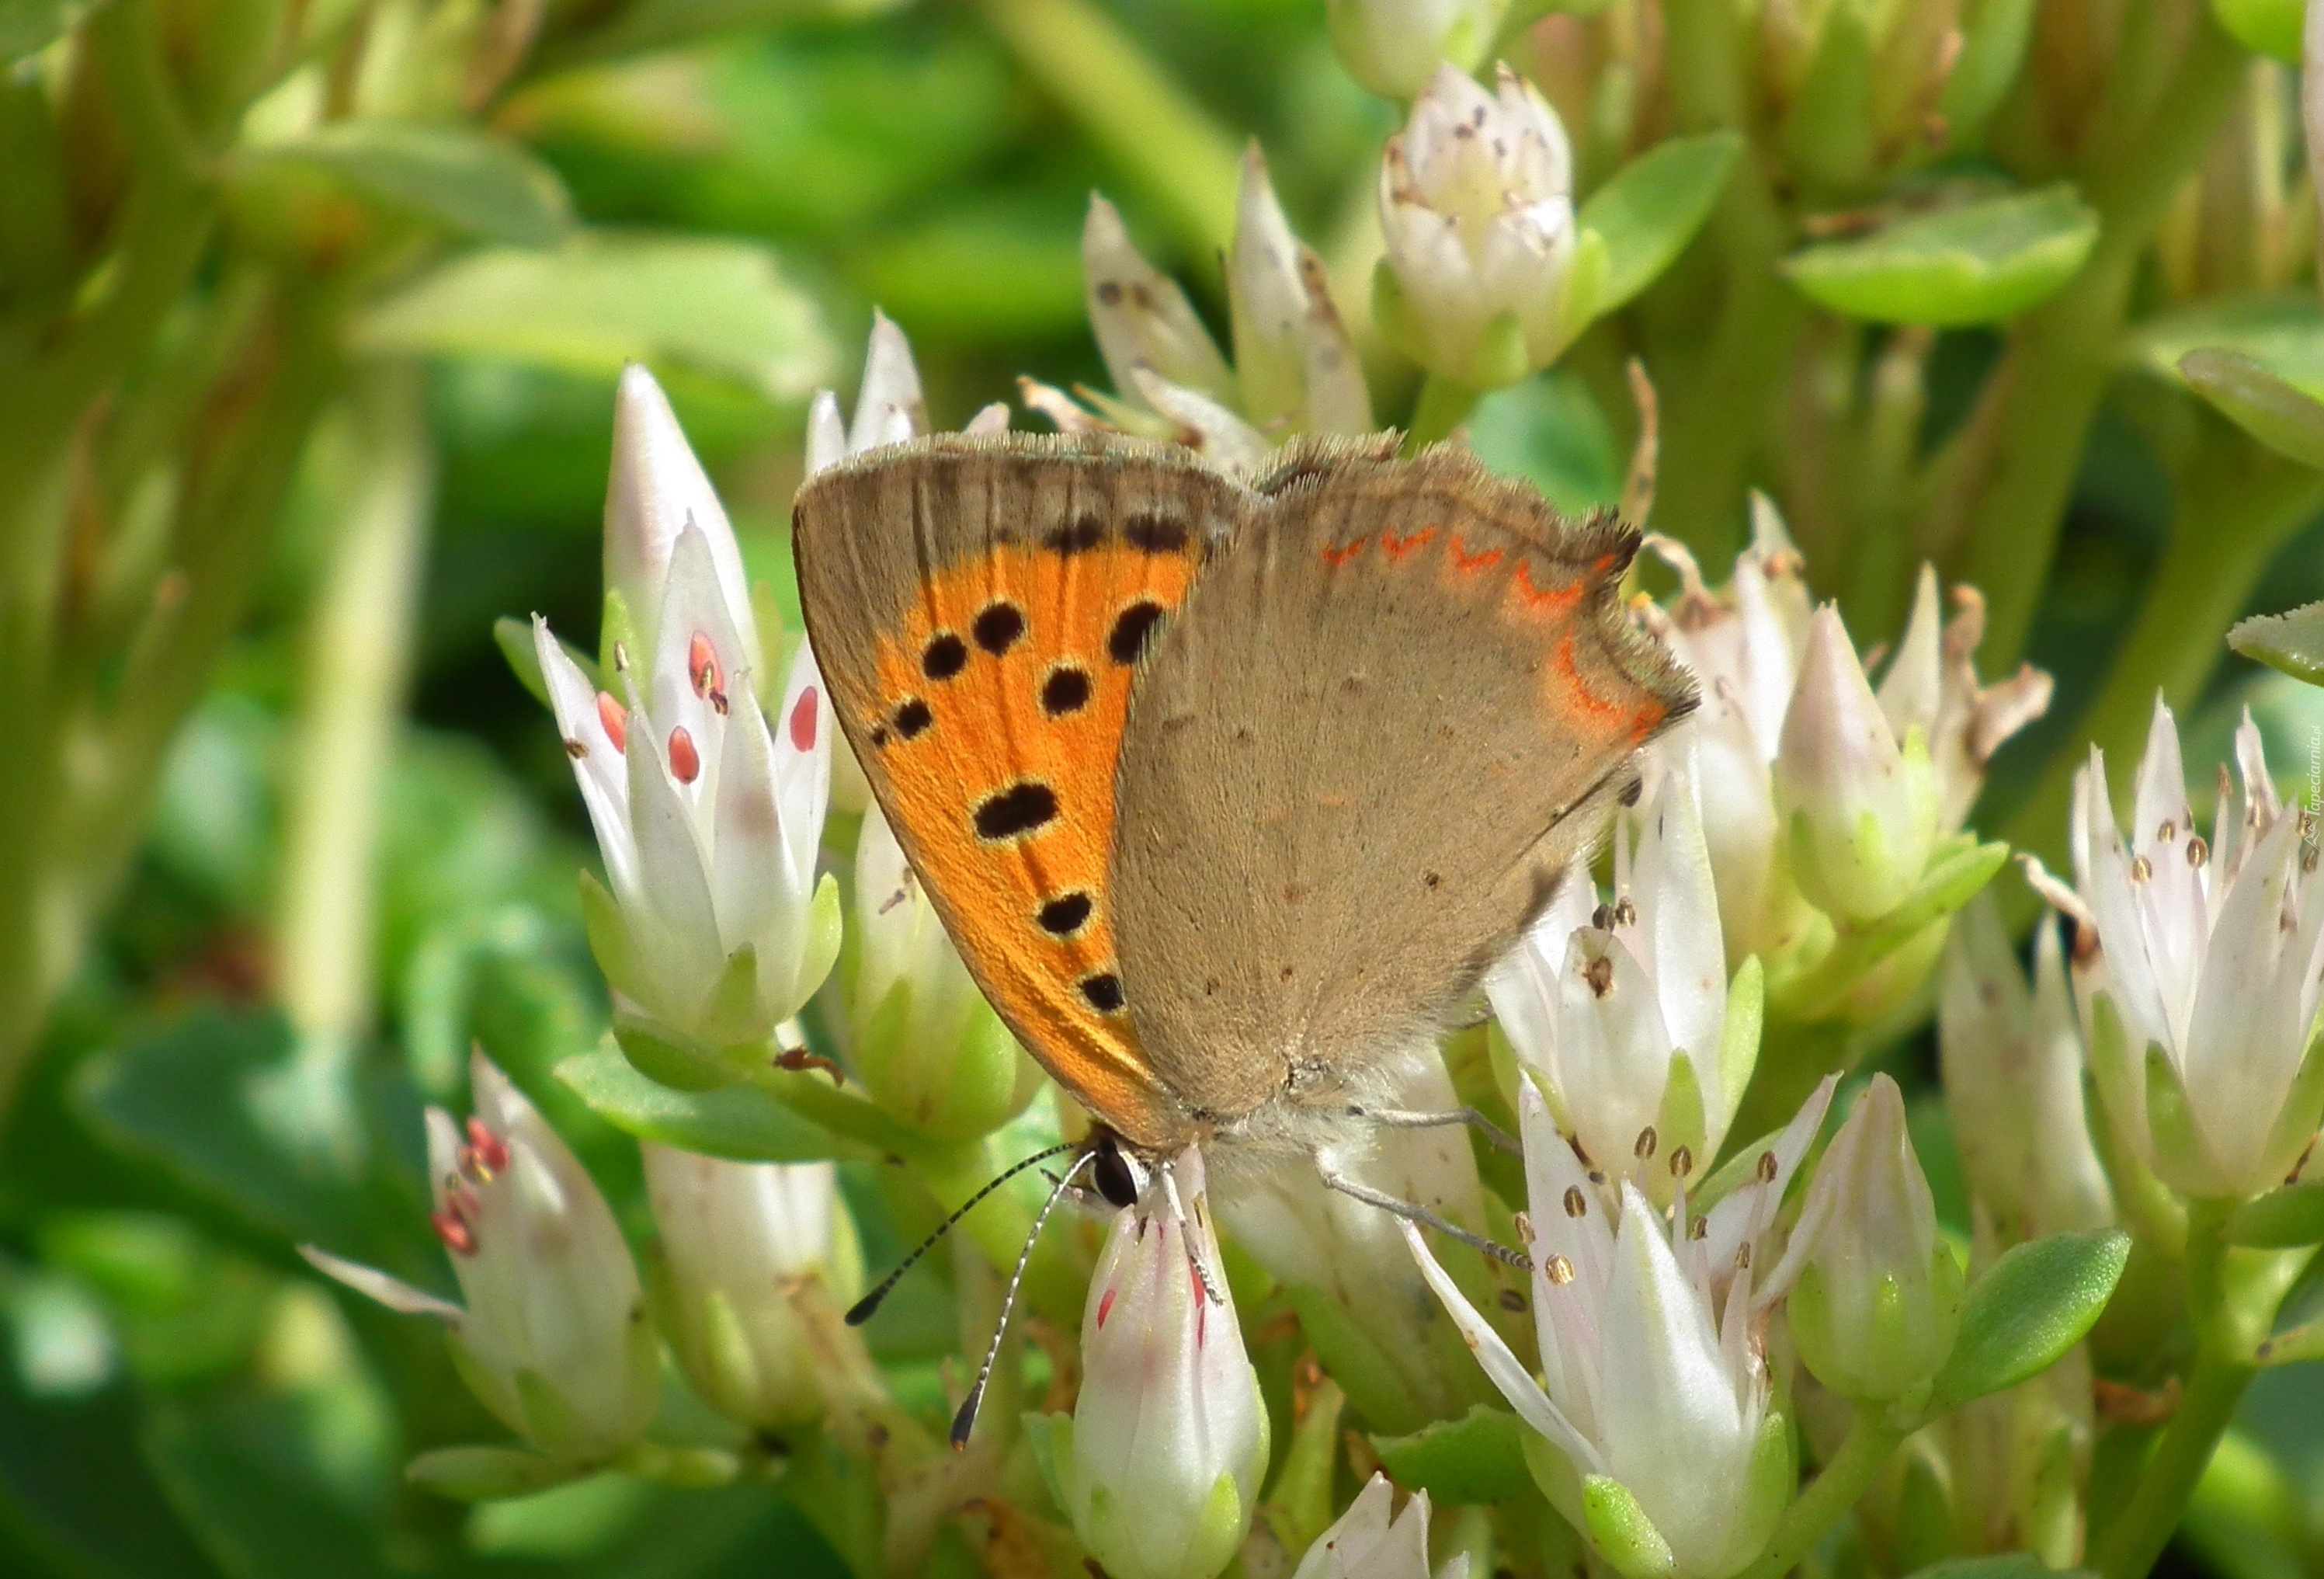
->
xmin=466 ymin=1116 xmax=509 ymax=1175
xmin=431 ymin=1208 xmax=477 ymax=1257
xmin=789 ymin=687 xmax=820 ymax=751
xmin=1097 ymin=1288 xmax=1116 ymax=1327
xmin=688 ymin=631 xmax=722 ymax=700
xmin=596 ymin=692 xmax=628 ymax=753
xmin=669 ymin=726 xmax=700 ymax=784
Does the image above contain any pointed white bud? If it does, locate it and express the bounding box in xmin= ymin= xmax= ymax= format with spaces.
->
xmin=1773 ymin=605 xmax=1939 ymax=923
xmin=604 ymin=365 xmax=758 ymax=680
xmin=1083 ymin=195 xmax=1235 ymax=409
xmin=1228 ymin=144 xmax=1372 ymax=438
xmin=304 ymin=1054 xmax=658 ymax=1462
xmin=1294 ymin=1474 xmax=1471 ymax=1579
xmin=1053 ymin=1150 xmax=1270 ymax=1579
xmin=1780 ymin=1076 xmax=1964 ymax=1403
xmin=642 ymin=1146 xmax=863 ymax=1430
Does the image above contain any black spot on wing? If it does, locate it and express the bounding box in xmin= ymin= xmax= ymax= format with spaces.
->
xmin=974 ymin=781 xmax=1058 ymax=840
xmin=972 ymin=601 xmax=1026 ymax=655
xmin=1107 ymin=601 xmax=1166 ymax=665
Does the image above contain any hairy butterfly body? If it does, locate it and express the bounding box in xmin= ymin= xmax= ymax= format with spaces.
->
xmin=795 ymin=431 xmax=1693 ymax=1176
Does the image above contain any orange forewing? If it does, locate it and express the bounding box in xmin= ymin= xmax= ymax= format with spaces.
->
xmin=860 ymin=539 xmax=1198 ymax=1147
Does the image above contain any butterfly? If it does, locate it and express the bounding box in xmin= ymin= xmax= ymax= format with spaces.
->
xmin=794 ymin=431 xmax=1694 ymax=1205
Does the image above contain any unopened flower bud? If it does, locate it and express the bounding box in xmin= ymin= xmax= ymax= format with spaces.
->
xmin=1050 ymin=1150 xmax=1268 ymax=1579
xmin=1294 ymin=1473 xmax=1471 ymax=1579
xmin=1773 ymin=605 xmax=1940 ymax=923
xmin=641 ymin=1146 xmax=863 ymax=1431
xmin=1375 ymin=64 xmax=1579 ymax=390
xmin=849 ymin=805 xmax=1041 ymax=1140
xmin=1228 ymin=144 xmax=1372 ymax=439
xmin=1780 ymin=1075 xmax=1964 ymax=1404
xmin=604 ymin=365 xmax=758 ymax=681
xmin=304 ymin=1054 xmax=658 ymax=1463
xmin=1329 ymin=0 xmax=1507 ymax=102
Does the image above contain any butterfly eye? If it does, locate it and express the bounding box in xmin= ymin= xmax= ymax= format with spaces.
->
xmin=1092 ymin=1138 xmax=1139 ymax=1209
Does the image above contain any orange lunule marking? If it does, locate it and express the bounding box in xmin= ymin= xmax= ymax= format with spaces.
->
xmin=1554 ymin=631 xmax=1627 ymax=725
xmin=1381 ymin=525 xmax=1438 ymax=560
xmin=1627 ymin=701 xmax=1667 ymax=743
xmin=1321 ymin=537 xmax=1369 ymax=566
xmin=1513 ymin=559 xmax=1583 ymax=612
xmin=1449 ymin=537 xmax=1503 ymax=574
xmin=866 ymin=539 xmax=1199 ymax=1141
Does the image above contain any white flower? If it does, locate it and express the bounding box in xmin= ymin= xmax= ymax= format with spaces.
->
xmin=1328 ymin=0 xmax=1506 ymax=101
xmin=1083 ymin=194 xmax=1238 ymax=411
xmin=1646 ymin=506 xmax=2047 ymax=956
xmin=534 ymin=378 xmax=839 ymax=1054
xmin=1376 ymin=64 xmax=1576 ymax=389
xmin=1877 ymin=567 xmax=2053 ymax=836
xmin=302 ymin=1054 xmax=658 ymax=1462
xmin=1486 ymin=766 xmax=1749 ymax=1207
xmin=1052 ymin=1149 xmax=1270 ymax=1579
xmin=1405 ymin=1076 xmax=1835 ymax=1579
xmin=1294 ymin=1473 xmax=1470 ymax=1579
xmin=1228 ymin=144 xmax=1373 ymax=439
xmin=1777 ymin=1075 xmax=1964 ymax=1403
xmin=603 ymin=364 xmax=762 ymax=687
xmin=848 ymin=804 xmax=1040 ymax=1140
xmin=1773 ymin=604 xmax=1940 ymax=923
xmin=1939 ymin=895 xmax=2114 ymax=1236
xmin=641 ymin=1146 xmax=863 ymax=1431
xmin=2039 ymin=702 xmax=2324 ymax=1199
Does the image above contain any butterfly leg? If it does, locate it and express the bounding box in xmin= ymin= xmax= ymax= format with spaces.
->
xmin=1159 ymin=1161 xmax=1228 ymax=1306
xmin=1350 ymin=1104 xmax=1520 ymax=1156
xmin=1311 ymin=1158 xmax=1531 ymax=1271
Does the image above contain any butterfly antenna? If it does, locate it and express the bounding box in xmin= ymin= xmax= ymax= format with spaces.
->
xmin=846 ymin=1141 xmax=1078 ymax=1327
xmin=950 ymin=1149 xmax=1094 ymax=1450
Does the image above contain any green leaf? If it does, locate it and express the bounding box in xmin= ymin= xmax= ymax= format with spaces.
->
xmin=248 ymin=123 xmax=571 ymax=247
xmin=1370 ymin=1405 xmax=1534 ymax=1505
xmin=2227 ymin=1181 xmax=2324 ymax=1247
xmin=72 ymin=1007 xmax=429 ymax=1266
xmin=556 ymin=1045 xmax=849 ymax=1162
xmin=2180 ymin=349 xmax=2324 ymax=469
xmin=1782 ymin=186 xmax=2099 ymax=326
xmin=1 ymin=0 xmax=96 ymax=61
xmin=1573 ymin=131 xmax=1741 ymax=319
xmin=1930 ymin=1229 xmax=2130 ymax=1410
xmin=356 ymin=234 xmax=832 ymax=401
xmin=2230 ymin=601 xmax=2324 ymax=687
xmin=405 ymin=1445 xmax=583 ymax=1501
xmin=2211 ymin=0 xmax=2301 ymax=61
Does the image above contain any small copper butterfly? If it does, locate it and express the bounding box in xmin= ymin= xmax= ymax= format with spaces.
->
xmin=794 ymin=432 xmax=1693 ymax=1197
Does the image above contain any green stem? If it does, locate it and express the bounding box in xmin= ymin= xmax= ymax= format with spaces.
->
xmin=1734 ymin=1408 xmax=1909 ymax=1579
xmin=2000 ymin=435 xmax=2324 ymax=870
xmin=271 ymin=368 xmax=434 ymax=1153
xmin=974 ymin=0 xmax=1243 ymax=256
xmin=2093 ymin=1204 xmax=2254 ymax=1579
xmin=1406 ymin=375 xmax=1482 ymax=450
xmin=1649 ymin=0 xmax=1803 ymax=565
xmin=1933 ymin=12 xmax=2246 ymax=666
